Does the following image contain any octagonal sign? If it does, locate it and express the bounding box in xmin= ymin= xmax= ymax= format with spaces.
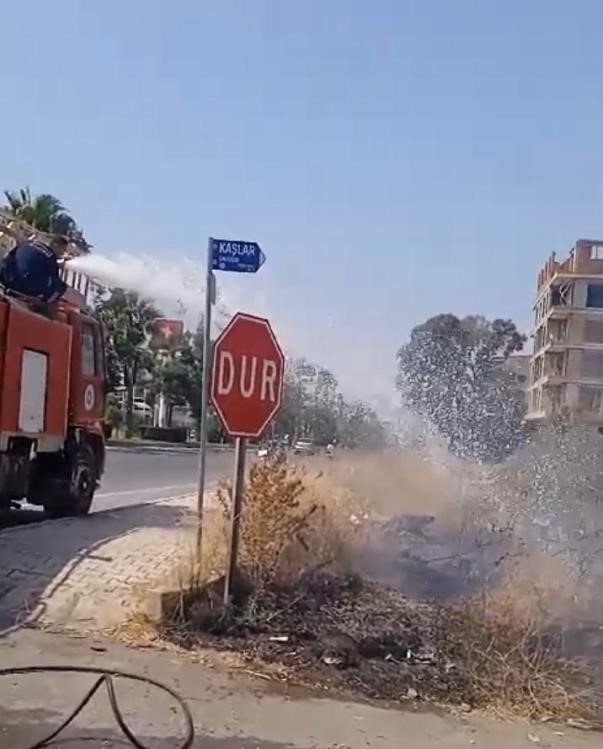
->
xmin=211 ymin=312 xmax=285 ymax=438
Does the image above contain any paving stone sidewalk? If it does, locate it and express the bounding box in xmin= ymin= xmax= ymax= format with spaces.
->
xmin=0 ymin=495 xmax=200 ymax=634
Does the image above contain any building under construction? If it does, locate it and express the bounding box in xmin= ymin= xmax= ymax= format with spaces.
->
xmin=527 ymin=239 xmax=603 ymax=425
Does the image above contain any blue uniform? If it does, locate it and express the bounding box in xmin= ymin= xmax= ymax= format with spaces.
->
xmin=0 ymin=241 xmax=67 ymax=302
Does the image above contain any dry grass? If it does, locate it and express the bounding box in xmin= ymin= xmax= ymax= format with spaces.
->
xmin=154 ymin=450 xmax=603 ymax=724
xmin=213 ymin=454 xmax=364 ymax=587
xmin=443 ymin=570 xmax=601 ymax=720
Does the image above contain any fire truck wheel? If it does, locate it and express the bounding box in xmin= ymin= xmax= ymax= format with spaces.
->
xmin=68 ymin=443 xmax=97 ymax=515
xmin=44 ymin=443 xmax=97 ymax=518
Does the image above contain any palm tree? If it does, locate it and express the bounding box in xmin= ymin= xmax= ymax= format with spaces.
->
xmin=3 ymin=187 xmax=90 ymax=251
xmin=4 ymin=187 xmax=77 ymax=235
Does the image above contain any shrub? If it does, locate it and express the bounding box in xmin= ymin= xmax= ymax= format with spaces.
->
xmin=215 ymin=454 xmax=357 ymax=587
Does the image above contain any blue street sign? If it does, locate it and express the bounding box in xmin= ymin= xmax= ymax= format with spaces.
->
xmin=211 ymin=238 xmax=266 ymax=273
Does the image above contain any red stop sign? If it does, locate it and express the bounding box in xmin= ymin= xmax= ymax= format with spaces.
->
xmin=211 ymin=312 xmax=285 ymax=438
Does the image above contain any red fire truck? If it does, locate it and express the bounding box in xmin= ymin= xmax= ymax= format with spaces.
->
xmin=0 ymin=215 xmax=105 ymax=516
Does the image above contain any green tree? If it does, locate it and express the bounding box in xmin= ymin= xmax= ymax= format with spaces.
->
xmin=3 ymin=187 xmax=89 ymax=251
xmin=103 ymin=335 xmax=122 ymax=393
xmin=91 ymin=286 xmax=122 ymax=393
xmin=337 ymin=400 xmax=385 ymax=449
xmin=147 ymin=322 xmax=228 ymax=439
xmin=4 ymin=187 xmax=74 ymax=234
xmin=148 ymin=331 xmax=198 ymax=424
xmin=95 ymin=288 xmax=160 ymax=433
xmin=397 ymin=314 xmax=526 ymax=460
xmin=149 ymin=323 xmax=204 ymax=420
xmin=176 ymin=324 xmax=205 ymax=421
xmin=273 ymin=357 xmax=385 ymax=448
xmin=105 ymin=393 xmax=124 ymax=435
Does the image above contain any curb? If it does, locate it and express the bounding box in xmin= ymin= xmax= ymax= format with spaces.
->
xmin=106 ymin=440 xmax=232 ymax=454
xmin=0 ymin=490 xmax=210 ymax=536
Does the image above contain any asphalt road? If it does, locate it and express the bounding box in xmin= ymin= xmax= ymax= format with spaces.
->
xmin=96 ymin=446 xmax=233 ymax=510
xmin=0 ymin=447 xmax=233 ymax=527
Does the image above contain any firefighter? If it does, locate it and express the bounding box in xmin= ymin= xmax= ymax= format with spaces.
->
xmin=0 ymin=235 xmax=68 ymax=302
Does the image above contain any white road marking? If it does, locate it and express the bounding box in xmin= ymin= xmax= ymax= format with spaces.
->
xmin=96 ymin=483 xmax=197 ymax=499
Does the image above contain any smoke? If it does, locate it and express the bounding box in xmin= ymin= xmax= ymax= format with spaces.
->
xmin=336 ymin=401 xmax=603 ymax=637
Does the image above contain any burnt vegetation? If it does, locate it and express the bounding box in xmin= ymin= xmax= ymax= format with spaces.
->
xmin=158 ymin=455 xmax=603 ymax=724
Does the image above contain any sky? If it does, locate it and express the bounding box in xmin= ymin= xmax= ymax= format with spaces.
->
xmin=3 ymin=1 xmax=603 ymax=407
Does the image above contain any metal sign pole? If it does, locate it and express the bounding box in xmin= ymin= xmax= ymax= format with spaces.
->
xmin=196 ymin=237 xmax=215 ymax=565
xmin=223 ymin=436 xmax=246 ymax=607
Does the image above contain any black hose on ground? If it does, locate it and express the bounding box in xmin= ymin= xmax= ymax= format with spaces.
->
xmin=0 ymin=665 xmax=195 ymax=749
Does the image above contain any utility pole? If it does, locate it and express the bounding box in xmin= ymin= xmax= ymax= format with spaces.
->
xmin=196 ymin=238 xmax=215 ymax=565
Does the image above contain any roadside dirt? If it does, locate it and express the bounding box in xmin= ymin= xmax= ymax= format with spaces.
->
xmin=159 ymin=572 xmax=603 ymax=726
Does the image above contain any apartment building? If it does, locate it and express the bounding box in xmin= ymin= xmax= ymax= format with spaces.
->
xmin=503 ymin=354 xmax=530 ymax=386
xmin=527 ymin=239 xmax=603 ymax=425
